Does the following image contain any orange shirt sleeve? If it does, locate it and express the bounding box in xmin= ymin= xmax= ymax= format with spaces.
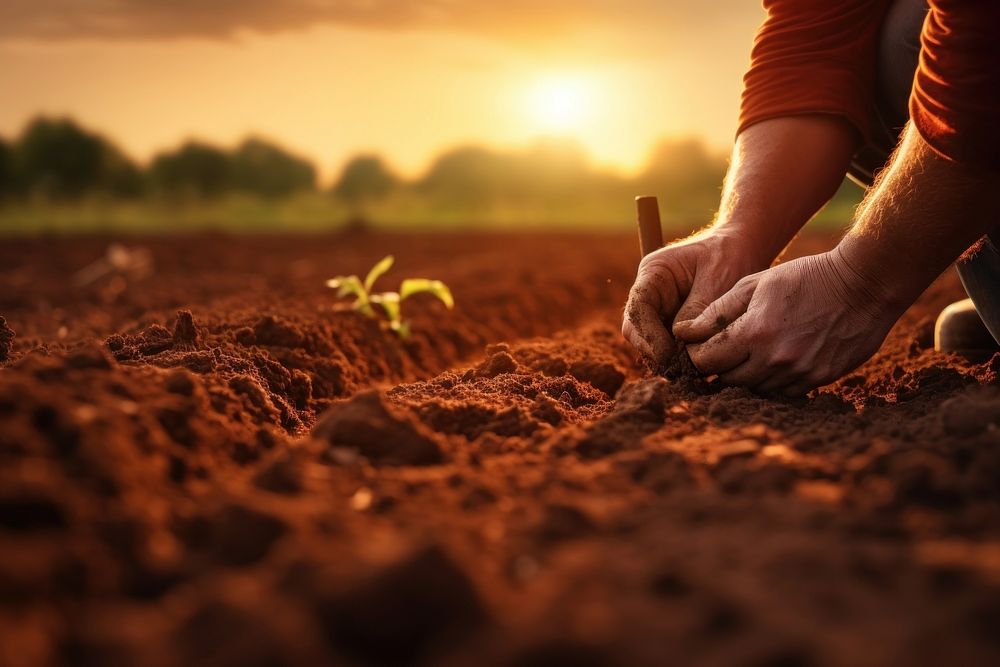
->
xmin=911 ymin=0 xmax=1000 ymax=170
xmin=739 ymin=0 xmax=892 ymax=142
xmin=741 ymin=0 xmax=1000 ymax=170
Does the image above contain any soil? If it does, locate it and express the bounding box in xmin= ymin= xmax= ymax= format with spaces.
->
xmin=2 ymin=230 xmax=1000 ymax=667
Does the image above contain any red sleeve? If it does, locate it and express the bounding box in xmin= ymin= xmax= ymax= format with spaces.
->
xmin=911 ymin=0 xmax=1000 ymax=170
xmin=739 ymin=0 xmax=891 ymax=142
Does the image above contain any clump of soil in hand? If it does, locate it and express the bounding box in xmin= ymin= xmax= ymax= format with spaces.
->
xmin=653 ymin=342 xmax=711 ymax=393
xmin=626 ymin=313 xmax=704 ymax=389
xmin=657 ymin=342 xmax=696 ymax=379
xmin=0 ymin=316 xmax=14 ymax=361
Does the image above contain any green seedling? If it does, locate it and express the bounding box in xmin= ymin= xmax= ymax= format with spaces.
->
xmin=326 ymin=255 xmax=454 ymax=337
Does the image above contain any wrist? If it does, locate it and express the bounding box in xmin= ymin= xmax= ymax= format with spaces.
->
xmin=711 ymin=213 xmax=787 ymax=271
xmin=711 ymin=116 xmax=857 ymax=268
xmin=833 ymin=234 xmax=921 ymax=316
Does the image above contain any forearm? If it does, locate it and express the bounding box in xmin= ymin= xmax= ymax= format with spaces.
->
xmin=838 ymin=123 xmax=1000 ymax=313
xmin=715 ymin=115 xmax=858 ymax=266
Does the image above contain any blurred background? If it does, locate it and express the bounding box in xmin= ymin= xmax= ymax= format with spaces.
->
xmin=0 ymin=0 xmax=861 ymax=234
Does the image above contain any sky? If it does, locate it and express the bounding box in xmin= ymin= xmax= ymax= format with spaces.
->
xmin=0 ymin=1 xmax=765 ymax=182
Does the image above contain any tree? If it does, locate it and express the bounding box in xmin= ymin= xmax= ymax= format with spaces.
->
xmin=417 ymin=141 xmax=600 ymax=207
xmin=633 ymin=138 xmax=728 ymax=222
xmin=417 ymin=147 xmax=514 ymax=206
xmin=333 ymin=155 xmax=399 ymax=207
xmin=636 ymin=138 xmax=727 ymax=210
xmin=514 ymin=138 xmax=593 ymax=201
xmin=0 ymin=138 xmax=13 ymax=199
xmin=13 ymin=117 xmax=142 ymax=199
xmin=148 ymin=141 xmax=234 ymax=198
xmin=231 ymin=137 xmax=316 ymax=198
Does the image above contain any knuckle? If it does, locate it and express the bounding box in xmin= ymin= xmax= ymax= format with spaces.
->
xmin=766 ymin=356 xmax=793 ymax=370
xmin=741 ymin=321 xmax=765 ymax=342
xmin=639 ymin=250 xmax=690 ymax=289
xmin=789 ymin=359 xmax=812 ymax=376
xmin=753 ymin=320 xmax=778 ymax=340
xmin=637 ymin=249 xmax=675 ymax=276
xmin=624 ymin=297 xmax=647 ymax=323
xmin=686 ymin=344 xmax=704 ymax=364
xmin=628 ymin=282 xmax=655 ymax=304
xmin=767 ymin=343 xmax=800 ymax=368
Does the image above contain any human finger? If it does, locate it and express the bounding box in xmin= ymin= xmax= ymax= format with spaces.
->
xmin=674 ymin=277 xmax=757 ymax=343
xmin=686 ymin=319 xmax=753 ymax=375
xmin=622 ymin=281 xmax=674 ymax=364
xmin=716 ymin=356 xmax=786 ymax=389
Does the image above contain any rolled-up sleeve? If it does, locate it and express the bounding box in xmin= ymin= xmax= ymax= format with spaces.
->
xmin=911 ymin=0 xmax=1000 ymax=170
xmin=739 ymin=0 xmax=891 ymax=142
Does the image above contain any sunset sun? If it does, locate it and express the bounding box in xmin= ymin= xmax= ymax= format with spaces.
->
xmin=526 ymin=74 xmax=594 ymax=134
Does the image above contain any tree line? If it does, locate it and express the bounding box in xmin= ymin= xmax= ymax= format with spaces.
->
xmin=0 ymin=117 xmax=318 ymax=201
xmin=0 ymin=116 xmax=729 ymax=211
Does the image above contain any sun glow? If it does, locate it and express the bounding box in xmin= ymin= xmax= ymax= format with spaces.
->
xmin=526 ymin=74 xmax=595 ymax=134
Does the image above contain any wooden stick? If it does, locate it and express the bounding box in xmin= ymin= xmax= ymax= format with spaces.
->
xmin=635 ymin=196 xmax=664 ymax=258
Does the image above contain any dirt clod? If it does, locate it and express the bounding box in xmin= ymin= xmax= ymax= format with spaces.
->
xmin=312 ymin=390 xmax=444 ymax=466
xmin=314 ymin=545 xmax=487 ymax=665
xmin=569 ymin=359 xmax=626 ymax=396
xmin=172 ymin=310 xmax=200 ymax=345
xmin=175 ymin=599 xmax=287 ymax=667
xmin=253 ymin=454 xmax=304 ymax=495
xmin=249 ymin=315 xmax=306 ymax=348
xmin=612 ymin=377 xmax=670 ymax=421
xmin=940 ymin=387 xmax=1000 ymax=436
xmin=65 ymin=344 xmax=114 ymax=370
xmin=0 ymin=316 xmax=15 ymax=361
xmin=203 ymin=503 xmax=288 ymax=568
xmin=539 ymin=503 xmax=596 ymax=541
xmin=476 ymin=350 xmax=518 ymax=378
xmin=0 ymin=495 xmax=67 ymax=533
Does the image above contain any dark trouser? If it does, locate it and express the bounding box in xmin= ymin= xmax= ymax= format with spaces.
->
xmin=846 ymin=0 xmax=1000 ymax=345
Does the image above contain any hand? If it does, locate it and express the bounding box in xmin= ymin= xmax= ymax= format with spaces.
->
xmin=622 ymin=229 xmax=770 ymax=367
xmin=673 ymin=249 xmax=903 ymax=396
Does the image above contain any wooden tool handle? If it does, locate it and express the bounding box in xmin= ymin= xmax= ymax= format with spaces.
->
xmin=635 ymin=196 xmax=664 ymax=258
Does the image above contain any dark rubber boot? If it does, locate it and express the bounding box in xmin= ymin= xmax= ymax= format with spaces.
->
xmin=935 ymin=298 xmax=1000 ymax=355
xmin=955 ymin=235 xmax=1000 ymax=350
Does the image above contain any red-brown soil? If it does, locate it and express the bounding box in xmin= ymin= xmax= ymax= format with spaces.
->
xmin=2 ymin=230 xmax=999 ymax=667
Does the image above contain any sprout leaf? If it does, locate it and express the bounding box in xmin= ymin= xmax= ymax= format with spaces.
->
xmin=364 ymin=255 xmax=394 ymax=292
xmin=327 ymin=275 xmax=360 ymax=297
xmin=370 ymin=292 xmax=401 ymax=323
xmin=400 ymin=279 xmax=454 ymax=309
xmin=327 ymin=259 xmax=454 ymax=338
xmin=327 ymin=274 xmax=373 ymax=315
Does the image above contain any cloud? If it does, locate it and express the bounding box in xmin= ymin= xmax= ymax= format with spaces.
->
xmin=0 ymin=0 xmax=758 ymax=42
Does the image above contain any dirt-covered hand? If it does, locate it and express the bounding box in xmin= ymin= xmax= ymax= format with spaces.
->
xmin=622 ymin=230 xmax=769 ymax=367
xmin=673 ymin=249 xmax=902 ymax=396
